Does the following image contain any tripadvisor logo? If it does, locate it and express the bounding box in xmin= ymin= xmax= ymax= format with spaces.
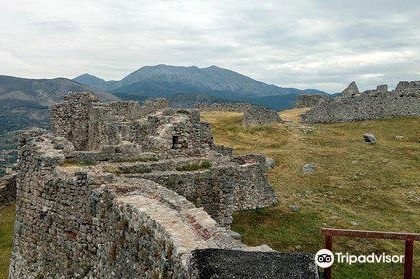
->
xmin=315 ymin=249 xmax=334 ymax=268
xmin=315 ymin=249 xmax=404 ymax=268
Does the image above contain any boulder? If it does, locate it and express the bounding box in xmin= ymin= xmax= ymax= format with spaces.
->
xmin=303 ymin=163 xmax=316 ymax=174
xmin=363 ymin=133 xmax=377 ymax=144
xmin=265 ymin=157 xmax=276 ymax=169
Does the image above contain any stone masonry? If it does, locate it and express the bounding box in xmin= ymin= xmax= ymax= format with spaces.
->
xmin=296 ymin=94 xmax=331 ymax=108
xmin=301 ymin=81 xmax=420 ymax=123
xmin=0 ymin=173 xmax=16 ymax=204
xmin=242 ymin=106 xmax=282 ymax=126
xmin=195 ymin=102 xmax=282 ymax=126
xmin=9 ymin=93 xmax=317 ymax=279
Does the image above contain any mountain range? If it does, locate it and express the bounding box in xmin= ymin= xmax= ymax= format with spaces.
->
xmin=0 ymin=75 xmax=118 ymax=135
xmin=0 ymin=65 xmax=329 ymax=138
xmin=74 ymin=64 xmax=328 ymax=108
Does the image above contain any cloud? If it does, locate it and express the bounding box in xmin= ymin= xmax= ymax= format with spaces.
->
xmin=0 ymin=0 xmax=419 ymax=92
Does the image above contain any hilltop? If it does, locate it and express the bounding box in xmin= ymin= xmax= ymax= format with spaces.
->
xmin=0 ymin=75 xmax=119 ymax=136
xmin=73 ymin=65 xmax=328 ymax=110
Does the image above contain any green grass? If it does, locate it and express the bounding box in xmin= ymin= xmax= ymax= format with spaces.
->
xmin=176 ymin=161 xmax=212 ymax=172
xmin=103 ymin=165 xmax=152 ymax=175
xmin=113 ymin=156 xmax=159 ymax=163
xmin=202 ymin=111 xmax=420 ymax=279
xmin=0 ymin=203 xmax=15 ymax=279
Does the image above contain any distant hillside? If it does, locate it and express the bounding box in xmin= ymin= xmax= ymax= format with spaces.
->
xmin=0 ymin=75 xmax=119 ymax=135
xmin=0 ymin=75 xmax=118 ymax=105
xmin=73 ymin=74 xmax=107 ymax=90
xmin=74 ymin=65 xmax=326 ymax=103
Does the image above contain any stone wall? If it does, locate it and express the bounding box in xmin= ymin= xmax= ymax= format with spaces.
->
xmin=242 ymin=106 xmax=281 ymax=126
xmin=302 ymin=81 xmax=420 ymax=123
xmin=131 ymin=156 xmax=277 ymax=226
xmin=0 ymin=173 xmax=16 ymax=204
xmin=9 ymin=129 xmax=316 ymax=279
xmin=195 ymin=102 xmax=281 ymax=127
xmin=52 ymin=93 xmax=214 ymax=153
xmin=295 ymin=94 xmax=331 ymax=108
xmin=194 ymin=103 xmax=252 ymax=113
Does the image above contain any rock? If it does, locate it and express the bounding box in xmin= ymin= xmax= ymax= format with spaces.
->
xmin=395 ymin=135 xmax=404 ymax=141
xmin=228 ymin=230 xmax=242 ymax=240
xmin=265 ymin=157 xmax=275 ymax=169
xmin=250 ymin=244 xmax=275 ymax=252
xmin=363 ymin=133 xmax=377 ymax=144
xmin=303 ymin=163 xmax=316 ymax=174
xmin=350 ymin=221 xmax=359 ymax=226
xmin=289 ymin=205 xmax=300 ymax=212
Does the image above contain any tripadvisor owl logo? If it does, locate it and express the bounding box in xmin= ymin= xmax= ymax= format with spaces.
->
xmin=315 ymin=249 xmax=334 ymax=268
xmin=314 ymin=249 xmax=405 ymax=268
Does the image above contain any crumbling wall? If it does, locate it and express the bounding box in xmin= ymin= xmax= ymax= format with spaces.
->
xmin=242 ymin=106 xmax=281 ymax=126
xmin=296 ymin=94 xmax=331 ymax=108
xmin=52 ymin=93 xmax=214 ymax=153
xmin=51 ymin=93 xmax=98 ymax=150
xmin=302 ymin=81 xmax=420 ymax=123
xmin=0 ymin=173 xmax=16 ymax=204
xmin=194 ymin=103 xmax=252 ymax=112
xmin=9 ymin=129 xmax=310 ymax=279
xmin=116 ymin=156 xmax=277 ymax=226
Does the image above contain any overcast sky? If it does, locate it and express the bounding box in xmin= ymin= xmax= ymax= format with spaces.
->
xmin=1 ymin=0 xmax=420 ymax=92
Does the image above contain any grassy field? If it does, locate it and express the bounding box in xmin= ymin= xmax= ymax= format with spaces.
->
xmin=0 ymin=203 xmax=15 ymax=279
xmin=0 ymin=110 xmax=418 ymax=279
xmin=202 ymin=110 xmax=420 ymax=279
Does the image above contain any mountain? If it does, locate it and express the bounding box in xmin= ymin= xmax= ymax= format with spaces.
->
xmin=0 ymin=75 xmax=118 ymax=105
xmin=74 ymin=65 xmax=328 ymax=99
xmin=0 ymin=75 xmax=119 ymax=135
xmin=73 ymin=74 xmax=107 ymax=90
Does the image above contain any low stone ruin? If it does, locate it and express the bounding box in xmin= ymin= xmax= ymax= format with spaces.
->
xmin=9 ymin=93 xmax=317 ymax=279
xmin=194 ymin=102 xmax=252 ymax=113
xmin=195 ymin=102 xmax=282 ymax=126
xmin=242 ymin=106 xmax=282 ymax=126
xmin=295 ymin=94 xmax=331 ymax=108
xmin=301 ymin=80 xmax=420 ymax=123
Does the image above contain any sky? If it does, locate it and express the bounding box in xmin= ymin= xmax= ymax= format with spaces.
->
xmin=1 ymin=0 xmax=420 ymax=93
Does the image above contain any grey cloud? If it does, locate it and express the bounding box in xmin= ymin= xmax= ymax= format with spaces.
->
xmin=0 ymin=0 xmax=419 ymax=92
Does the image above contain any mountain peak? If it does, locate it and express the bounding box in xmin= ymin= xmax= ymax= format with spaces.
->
xmin=73 ymin=73 xmax=106 ymax=89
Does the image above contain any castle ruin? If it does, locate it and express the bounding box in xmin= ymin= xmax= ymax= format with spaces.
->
xmin=9 ymin=93 xmax=317 ymax=279
xmin=301 ymin=81 xmax=420 ymax=123
xmin=194 ymin=103 xmax=282 ymax=126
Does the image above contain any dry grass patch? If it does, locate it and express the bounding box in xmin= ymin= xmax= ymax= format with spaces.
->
xmin=202 ymin=111 xmax=420 ymax=279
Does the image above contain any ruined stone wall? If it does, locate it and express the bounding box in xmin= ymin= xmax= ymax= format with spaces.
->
xmin=109 ymin=155 xmax=277 ymax=227
xmin=8 ymin=130 xmax=237 ymax=278
xmin=194 ymin=103 xmax=252 ymax=113
xmin=52 ymin=93 xmax=214 ymax=153
xmin=302 ymin=81 xmax=420 ymax=123
xmin=295 ymin=94 xmax=331 ymax=108
xmin=242 ymin=106 xmax=281 ymax=126
xmin=0 ymin=174 xmax=16 ymax=204
xmin=9 ymin=129 xmax=314 ymax=279
xmin=195 ymin=102 xmax=281 ymax=127
xmin=51 ymin=93 xmax=98 ymax=150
